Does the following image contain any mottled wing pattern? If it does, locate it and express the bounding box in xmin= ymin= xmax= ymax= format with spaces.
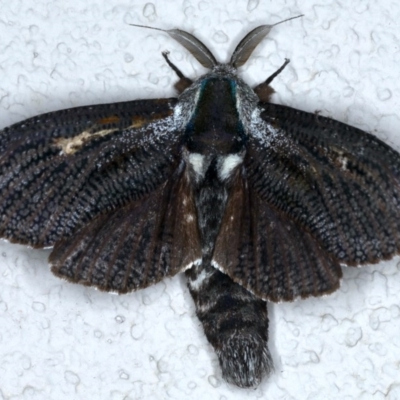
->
xmin=213 ymin=170 xmax=342 ymax=302
xmin=0 ymin=99 xmax=179 ymax=247
xmin=248 ymin=103 xmax=400 ymax=265
xmin=50 ymin=163 xmax=201 ymax=293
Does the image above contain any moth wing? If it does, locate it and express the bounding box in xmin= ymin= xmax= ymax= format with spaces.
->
xmin=0 ymin=99 xmax=180 ymax=247
xmin=213 ymin=171 xmax=342 ymax=302
xmin=50 ymin=163 xmax=201 ymax=293
xmin=246 ymin=103 xmax=400 ymax=266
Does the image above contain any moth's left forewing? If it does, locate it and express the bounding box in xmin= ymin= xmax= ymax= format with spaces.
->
xmin=0 ymin=96 xmax=204 ymax=292
xmin=0 ymin=99 xmax=179 ymax=247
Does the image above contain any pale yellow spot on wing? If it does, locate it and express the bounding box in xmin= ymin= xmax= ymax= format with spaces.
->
xmin=54 ymin=128 xmax=117 ymax=155
xmin=128 ymin=110 xmax=174 ymax=129
xmin=97 ymin=115 xmax=120 ymax=125
xmin=129 ymin=116 xmax=148 ymax=129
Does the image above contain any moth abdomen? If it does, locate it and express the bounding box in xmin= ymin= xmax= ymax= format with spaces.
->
xmin=186 ymin=262 xmax=272 ymax=388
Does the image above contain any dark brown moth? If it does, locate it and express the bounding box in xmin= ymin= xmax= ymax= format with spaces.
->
xmin=1 ymin=16 xmax=400 ymax=388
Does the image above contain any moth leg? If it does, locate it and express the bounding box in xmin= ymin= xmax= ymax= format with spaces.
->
xmin=162 ymin=51 xmax=193 ymax=93
xmin=186 ymin=261 xmax=273 ymax=388
xmin=264 ymin=58 xmax=290 ymax=86
xmin=253 ymin=58 xmax=290 ymax=102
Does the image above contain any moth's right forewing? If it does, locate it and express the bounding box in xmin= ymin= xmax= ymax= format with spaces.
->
xmin=247 ymin=103 xmax=400 ymax=266
xmin=0 ymin=99 xmax=179 ymax=248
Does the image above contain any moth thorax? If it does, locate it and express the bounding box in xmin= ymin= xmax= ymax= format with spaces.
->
xmin=185 ymin=77 xmax=246 ymax=155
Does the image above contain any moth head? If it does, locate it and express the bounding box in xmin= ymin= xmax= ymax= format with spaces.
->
xmin=131 ymin=15 xmax=302 ymax=97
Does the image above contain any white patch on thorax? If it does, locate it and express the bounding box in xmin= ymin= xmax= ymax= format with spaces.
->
xmin=188 ymin=153 xmax=205 ymax=178
xmin=218 ymin=154 xmax=243 ymax=180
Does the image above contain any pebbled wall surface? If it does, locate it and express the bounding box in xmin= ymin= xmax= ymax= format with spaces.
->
xmin=0 ymin=1 xmax=400 ymax=399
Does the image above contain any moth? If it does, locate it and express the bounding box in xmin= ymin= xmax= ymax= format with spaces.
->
xmin=1 ymin=16 xmax=400 ymax=388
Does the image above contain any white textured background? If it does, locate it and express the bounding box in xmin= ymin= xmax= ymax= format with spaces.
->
xmin=1 ymin=1 xmax=400 ymax=399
